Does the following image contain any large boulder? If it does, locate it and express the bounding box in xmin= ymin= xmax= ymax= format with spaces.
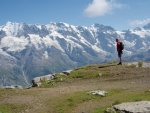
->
xmin=105 ymin=101 xmax=150 ymax=113
xmin=32 ymin=74 xmax=54 ymax=87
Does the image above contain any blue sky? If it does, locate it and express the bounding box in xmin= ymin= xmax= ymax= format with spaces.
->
xmin=0 ymin=0 xmax=150 ymax=30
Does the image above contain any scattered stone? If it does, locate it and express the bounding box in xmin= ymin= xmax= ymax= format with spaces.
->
xmin=142 ymin=62 xmax=150 ymax=68
xmin=88 ymin=90 xmax=107 ymax=96
xmin=98 ymin=73 xmax=102 ymax=77
xmin=145 ymin=90 xmax=150 ymax=92
xmin=122 ymin=87 xmax=128 ymax=90
xmin=3 ymin=85 xmax=23 ymax=89
xmin=61 ymin=70 xmax=72 ymax=76
xmin=127 ymin=62 xmax=150 ymax=68
xmin=105 ymin=107 xmax=116 ymax=113
xmin=127 ymin=62 xmax=138 ymax=67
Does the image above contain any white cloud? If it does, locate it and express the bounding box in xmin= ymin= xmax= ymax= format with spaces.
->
xmin=84 ymin=0 xmax=123 ymax=17
xmin=129 ymin=18 xmax=150 ymax=28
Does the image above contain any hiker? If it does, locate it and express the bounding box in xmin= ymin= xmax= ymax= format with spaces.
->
xmin=116 ymin=38 xmax=123 ymax=65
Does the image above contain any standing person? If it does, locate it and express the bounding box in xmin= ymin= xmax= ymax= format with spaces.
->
xmin=116 ymin=38 xmax=123 ymax=65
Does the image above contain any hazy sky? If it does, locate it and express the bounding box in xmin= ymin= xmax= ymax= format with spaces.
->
xmin=0 ymin=0 xmax=150 ymax=30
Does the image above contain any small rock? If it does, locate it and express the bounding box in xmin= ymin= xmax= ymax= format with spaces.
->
xmin=105 ymin=107 xmax=116 ymax=113
xmin=88 ymin=90 xmax=107 ymax=96
xmin=99 ymin=73 xmax=102 ymax=77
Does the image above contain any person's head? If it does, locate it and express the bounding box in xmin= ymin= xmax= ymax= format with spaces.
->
xmin=116 ymin=38 xmax=119 ymax=42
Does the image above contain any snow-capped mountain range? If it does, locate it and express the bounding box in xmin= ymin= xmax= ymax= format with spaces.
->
xmin=0 ymin=22 xmax=150 ymax=87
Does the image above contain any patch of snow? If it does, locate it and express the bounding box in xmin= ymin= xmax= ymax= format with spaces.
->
xmin=36 ymin=25 xmax=42 ymax=30
xmin=131 ymin=29 xmax=150 ymax=38
xmin=3 ymin=22 xmax=23 ymax=36
xmin=63 ymin=22 xmax=70 ymax=27
xmin=124 ymin=50 xmax=133 ymax=56
xmin=29 ymin=34 xmax=42 ymax=50
xmin=65 ymin=37 xmax=83 ymax=53
xmin=42 ymin=51 xmax=49 ymax=59
xmin=90 ymin=25 xmax=98 ymax=33
xmin=42 ymin=35 xmax=64 ymax=52
xmin=50 ymin=31 xmax=64 ymax=38
xmin=0 ymin=49 xmax=17 ymax=60
xmin=116 ymin=31 xmax=125 ymax=39
xmin=92 ymin=45 xmax=108 ymax=55
xmin=108 ymin=44 xmax=112 ymax=47
xmin=1 ymin=36 xmax=29 ymax=52
xmin=124 ymin=40 xmax=135 ymax=48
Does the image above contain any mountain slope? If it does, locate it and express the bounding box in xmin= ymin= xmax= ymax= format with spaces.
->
xmin=124 ymin=49 xmax=150 ymax=62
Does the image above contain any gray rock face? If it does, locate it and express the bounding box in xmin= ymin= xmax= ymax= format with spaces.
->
xmin=31 ymin=70 xmax=72 ymax=87
xmin=106 ymin=101 xmax=150 ymax=113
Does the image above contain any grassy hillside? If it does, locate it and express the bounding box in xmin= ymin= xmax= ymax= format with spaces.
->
xmin=0 ymin=62 xmax=150 ymax=113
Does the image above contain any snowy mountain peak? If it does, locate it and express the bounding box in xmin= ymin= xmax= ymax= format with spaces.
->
xmin=3 ymin=22 xmax=24 ymax=36
xmin=91 ymin=23 xmax=115 ymax=32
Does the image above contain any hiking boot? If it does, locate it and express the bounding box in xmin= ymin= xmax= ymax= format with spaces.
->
xmin=117 ymin=62 xmax=122 ymax=65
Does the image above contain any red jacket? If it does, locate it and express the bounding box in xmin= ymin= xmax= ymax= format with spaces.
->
xmin=117 ymin=42 xmax=121 ymax=52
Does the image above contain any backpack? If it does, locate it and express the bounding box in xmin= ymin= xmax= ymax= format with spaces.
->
xmin=120 ymin=42 xmax=124 ymax=50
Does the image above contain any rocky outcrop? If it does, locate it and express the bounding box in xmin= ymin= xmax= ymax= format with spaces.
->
xmin=105 ymin=101 xmax=150 ymax=113
xmin=60 ymin=70 xmax=72 ymax=75
xmin=32 ymin=74 xmax=54 ymax=87
xmin=32 ymin=70 xmax=72 ymax=87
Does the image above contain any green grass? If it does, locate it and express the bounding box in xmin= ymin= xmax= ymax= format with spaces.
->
xmin=39 ymin=73 xmax=68 ymax=87
xmin=0 ymin=89 xmax=20 ymax=96
xmin=52 ymin=91 xmax=101 ymax=113
xmin=69 ymin=66 xmax=100 ymax=79
xmin=39 ymin=80 xmax=56 ymax=88
xmin=0 ymin=103 xmax=29 ymax=113
xmin=33 ymin=62 xmax=150 ymax=112
xmin=138 ymin=61 xmax=143 ymax=67
xmin=39 ymin=63 xmax=119 ymax=87
xmin=39 ymin=62 xmax=142 ymax=87
xmin=44 ymin=88 xmax=150 ymax=113
xmin=92 ymin=90 xmax=150 ymax=113
xmin=0 ymin=89 xmax=149 ymax=113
